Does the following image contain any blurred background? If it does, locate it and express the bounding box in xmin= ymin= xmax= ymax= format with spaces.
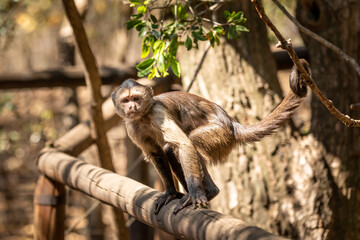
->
xmin=1 ymin=0 xmax=359 ymax=239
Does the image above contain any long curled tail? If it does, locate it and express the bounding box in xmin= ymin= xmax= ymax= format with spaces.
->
xmin=233 ymin=59 xmax=310 ymax=144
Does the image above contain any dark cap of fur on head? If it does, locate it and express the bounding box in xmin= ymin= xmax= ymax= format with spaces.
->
xmin=112 ymin=79 xmax=138 ymax=104
xmin=120 ymin=79 xmax=142 ymax=89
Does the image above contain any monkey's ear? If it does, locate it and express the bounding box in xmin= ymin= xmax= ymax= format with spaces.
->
xmin=111 ymin=88 xmax=118 ymax=105
xmin=147 ymin=86 xmax=154 ymax=98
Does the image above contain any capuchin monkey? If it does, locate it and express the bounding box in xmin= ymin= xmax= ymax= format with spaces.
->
xmin=112 ymin=59 xmax=310 ymax=215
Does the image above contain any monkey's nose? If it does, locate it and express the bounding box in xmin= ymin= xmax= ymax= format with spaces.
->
xmin=129 ymin=104 xmax=137 ymax=111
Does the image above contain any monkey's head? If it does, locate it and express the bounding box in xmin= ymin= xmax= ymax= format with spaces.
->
xmin=112 ymin=79 xmax=154 ymax=120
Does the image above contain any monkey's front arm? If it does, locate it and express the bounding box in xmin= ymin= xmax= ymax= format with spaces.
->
xmin=144 ymin=146 xmax=183 ymax=215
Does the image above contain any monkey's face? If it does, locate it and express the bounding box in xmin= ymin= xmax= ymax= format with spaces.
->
xmin=112 ymin=85 xmax=153 ymax=120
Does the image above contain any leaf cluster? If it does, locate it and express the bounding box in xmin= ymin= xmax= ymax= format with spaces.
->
xmin=126 ymin=0 xmax=249 ymax=79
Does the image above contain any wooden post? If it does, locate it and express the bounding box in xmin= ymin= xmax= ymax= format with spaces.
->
xmin=34 ymin=175 xmax=66 ymax=240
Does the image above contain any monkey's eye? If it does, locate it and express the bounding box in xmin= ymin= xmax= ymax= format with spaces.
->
xmin=133 ymin=96 xmax=140 ymax=102
xmin=121 ymin=98 xmax=129 ymax=104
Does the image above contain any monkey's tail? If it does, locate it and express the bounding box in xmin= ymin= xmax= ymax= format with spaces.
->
xmin=233 ymin=91 xmax=304 ymax=144
xmin=233 ymin=59 xmax=310 ymax=144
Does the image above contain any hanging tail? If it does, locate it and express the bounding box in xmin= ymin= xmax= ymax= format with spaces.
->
xmin=233 ymin=59 xmax=310 ymax=144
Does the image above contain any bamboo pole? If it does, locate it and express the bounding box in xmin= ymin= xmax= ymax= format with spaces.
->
xmin=37 ymin=149 xmax=287 ymax=240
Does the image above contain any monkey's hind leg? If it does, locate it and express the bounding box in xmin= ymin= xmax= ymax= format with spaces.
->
xmin=200 ymin=157 xmax=219 ymax=201
xmin=165 ymin=145 xmax=188 ymax=192
xmin=169 ymin=151 xmax=219 ymax=214
xmin=170 ymin=150 xmax=209 ymax=214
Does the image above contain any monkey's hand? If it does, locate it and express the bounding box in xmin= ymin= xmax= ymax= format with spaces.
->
xmin=173 ymin=191 xmax=208 ymax=214
xmin=154 ymin=191 xmax=183 ymax=215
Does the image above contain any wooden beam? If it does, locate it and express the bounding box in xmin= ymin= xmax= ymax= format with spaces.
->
xmin=0 ymin=66 xmax=137 ymax=89
xmin=37 ymin=149 xmax=287 ymax=240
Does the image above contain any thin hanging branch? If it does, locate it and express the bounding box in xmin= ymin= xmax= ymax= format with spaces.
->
xmin=272 ymin=0 xmax=360 ymax=77
xmin=186 ymin=43 xmax=211 ymax=92
xmin=61 ymin=0 xmax=130 ymax=239
xmin=250 ymin=0 xmax=360 ymax=127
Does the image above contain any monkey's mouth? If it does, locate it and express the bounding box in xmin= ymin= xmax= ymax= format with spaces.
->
xmin=126 ymin=111 xmax=139 ymax=118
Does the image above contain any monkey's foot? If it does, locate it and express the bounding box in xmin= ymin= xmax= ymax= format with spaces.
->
xmin=173 ymin=193 xmax=208 ymax=214
xmin=154 ymin=191 xmax=183 ymax=215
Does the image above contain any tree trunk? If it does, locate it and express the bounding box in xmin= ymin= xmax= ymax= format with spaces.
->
xmin=178 ymin=1 xmax=359 ymax=239
xmin=179 ymin=0 xmax=297 ymax=237
xmin=297 ymin=1 xmax=360 ymax=239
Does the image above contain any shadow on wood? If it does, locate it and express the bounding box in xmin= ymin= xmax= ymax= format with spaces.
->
xmin=37 ymin=149 xmax=286 ymax=240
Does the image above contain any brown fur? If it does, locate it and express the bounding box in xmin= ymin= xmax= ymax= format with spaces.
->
xmin=112 ymin=60 xmax=310 ymax=214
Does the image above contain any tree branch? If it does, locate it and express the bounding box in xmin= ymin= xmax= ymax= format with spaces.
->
xmin=272 ymin=0 xmax=360 ymax=77
xmin=61 ymin=0 xmax=129 ymax=238
xmin=37 ymin=149 xmax=287 ymax=240
xmin=250 ymin=0 xmax=360 ymax=127
xmin=186 ymin=43 xmax=211 ymax=92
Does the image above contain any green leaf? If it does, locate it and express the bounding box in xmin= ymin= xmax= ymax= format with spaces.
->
xmin=170 ymin=58 xmax=181 ymax=77
xmin=141 ymin=45 xmax=150 ymax=58
xmin=150 ymin=30 xmax=160 ymax=39
xmin=129 ymin=0 xmax=142 ymax=6
xmin=131 ymin=13 xmax=143 ymax=19
xmin=157 ymin=54 xmax=166 ymax=73
xmin=209 ymin=37 xmax=215 ymax=47
xmin=148 ymin=67 xmax=156 ymax=79
xmin=232 ymin=11 xmax=244 ymax=21
xmin=137 ymin=5 xmax=147 ymax=14
xmin=141 ymin=38 xmax=150 ymax=58
xmin=224 ymin=10 xmax=230 ymax=20
xmin=126 ymin=19 xmax=142 ymax=30
xmin=136 ymin=58 xmax=155 ymax=77
xmin=179 ymin=4 xmax=189 ymax=20
xmin=163 ymin=21 xmax=176 ymax=35
xmin=206 ymin=32 xmax=213 ymax=40
xmin=151 ymin=24 xmax=159 ymax=29
xmin=148 ymin=66 xmax=161 ymax=79
xmin=214 ymin=34 xmax=220 ymax=46
xmin=235 ymin=17 xmax=247 ymax=24
xmin=138 ymin=26 xmax=147 ymax=38
xmin=169 ymin=38 xmax=178 ymax=57
xmin=213 ymin=26 xmax=225 ymax=35
xmin=227 ymin=25 xmax=235 ymax=40
xmin=235 ymin=25 xmax=249 ymax=33
xmin=192 ymin=31 xmax=207 ymax=41
xmin=150 ymin=14 xmax=158 ymax=23
xmin=162 ymin=71 xmax=169 ymax=77
xmin=135 ymin=22 xmax=146 ymax=31
xmin=185 ymin=36 xmax=192 ymax=50
xmin=153 ymin=40 xmax=165 ymax=57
